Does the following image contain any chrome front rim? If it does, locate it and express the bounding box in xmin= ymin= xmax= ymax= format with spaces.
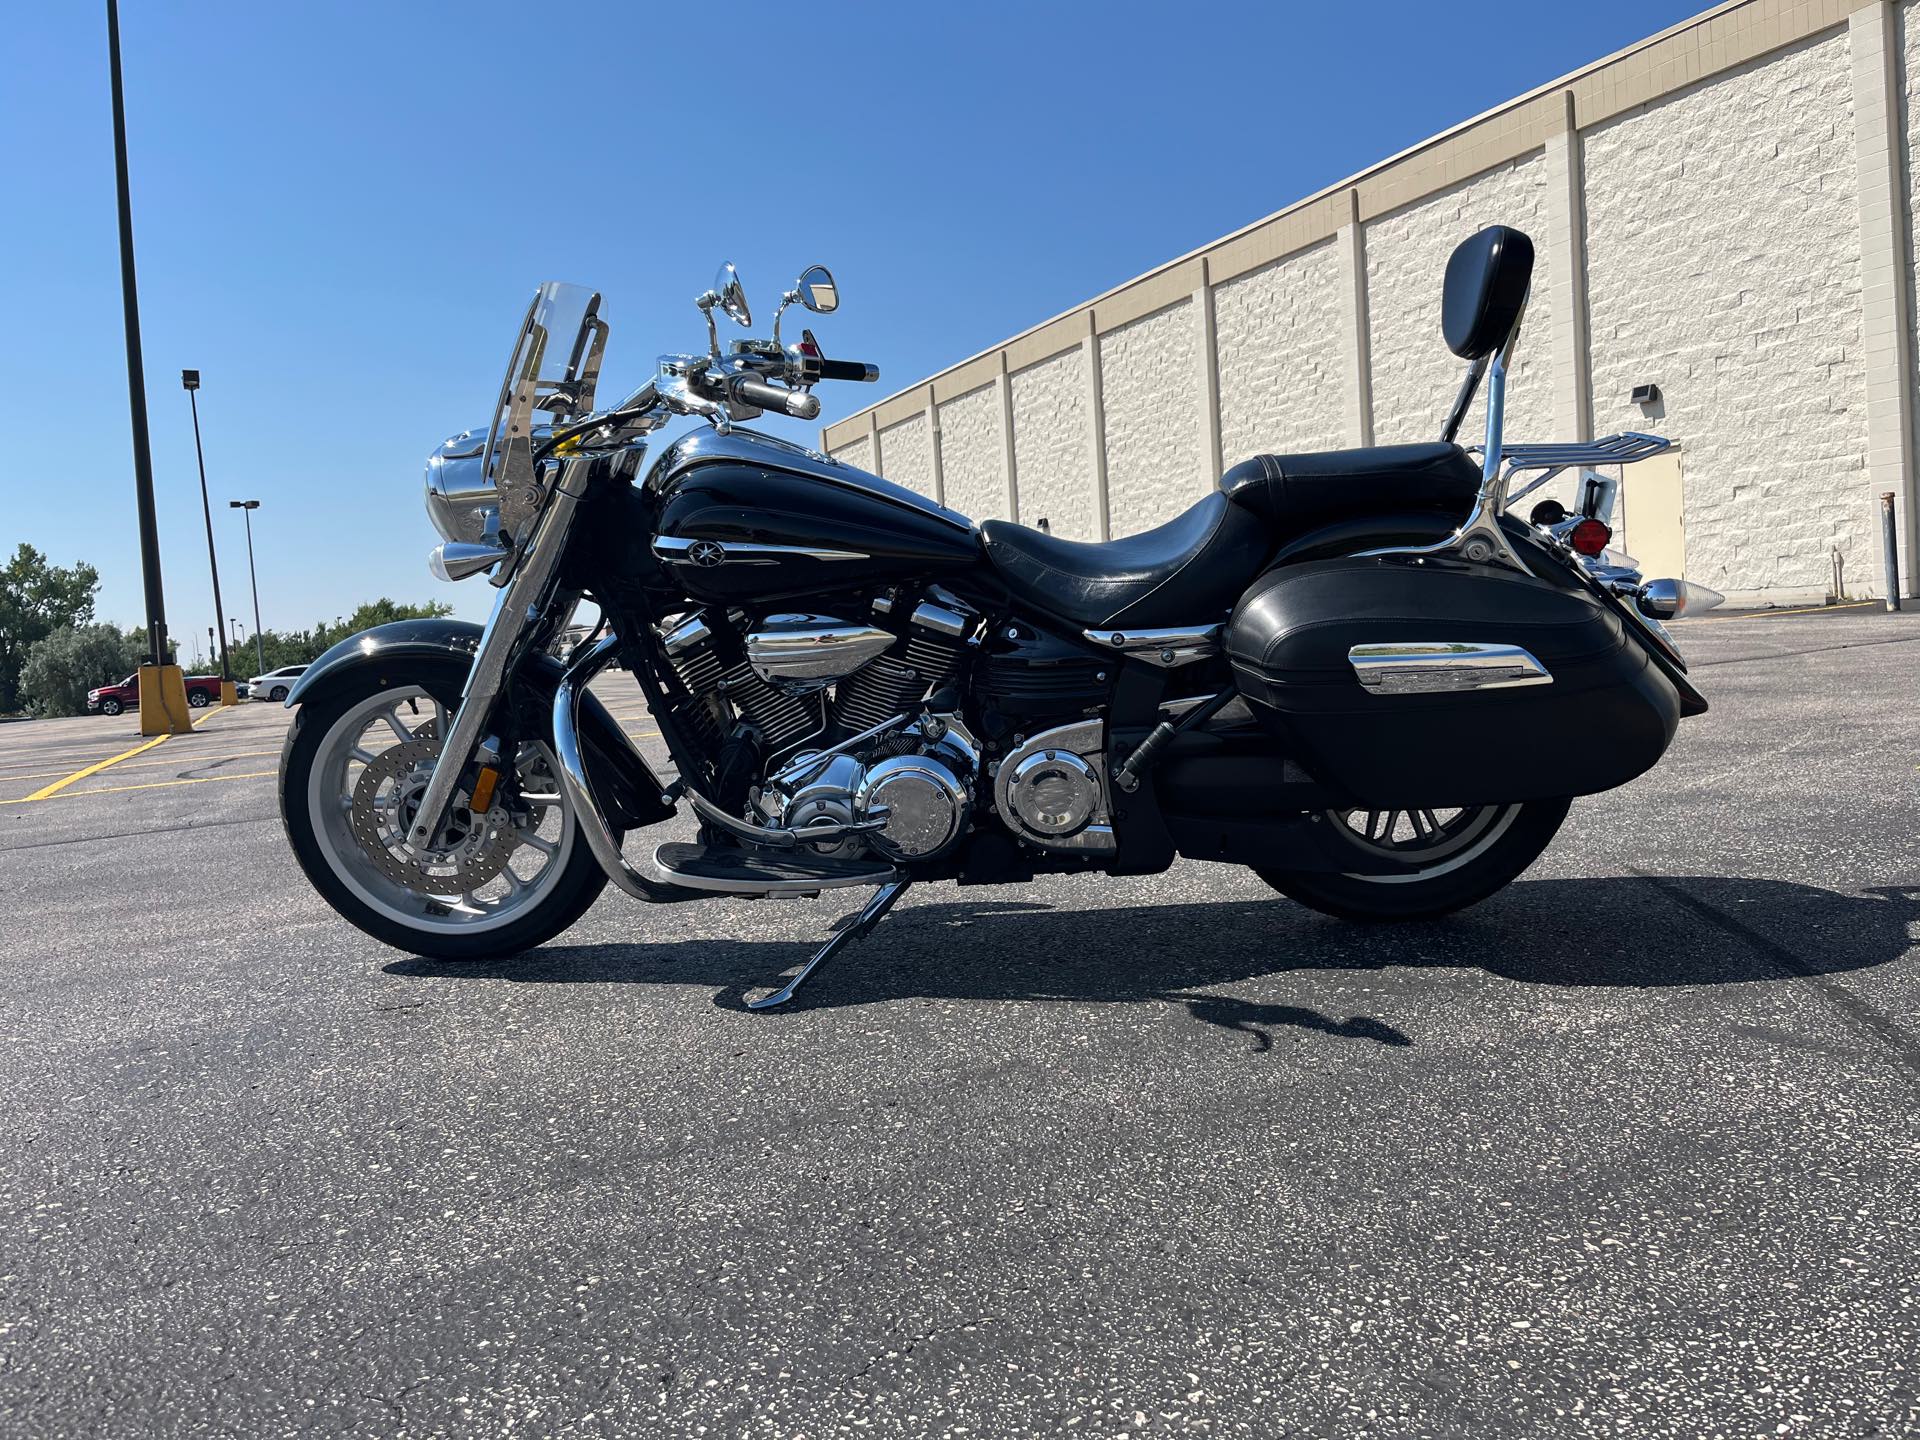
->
xmin=307 ymin=686 xmax=575 ymax=934
xmin=1328 ymin=804 xmax=1521 ymax=885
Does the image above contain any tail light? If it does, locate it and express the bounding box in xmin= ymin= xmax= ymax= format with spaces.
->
xmin=1568 ymin=518 xmax=1612 ymax=556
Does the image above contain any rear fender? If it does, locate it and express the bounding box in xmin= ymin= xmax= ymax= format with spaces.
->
xmin=286 ymin=619 xmax=673 ymax=829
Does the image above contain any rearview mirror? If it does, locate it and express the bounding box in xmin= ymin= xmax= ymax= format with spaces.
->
xmin=710 ymin=262 xmax=752 ymax=328
xmin=796 ymin=264 xmax=838 ymax=314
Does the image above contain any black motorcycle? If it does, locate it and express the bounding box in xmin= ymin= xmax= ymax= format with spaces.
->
xmin=278 ymin=227 xmax=1716 ymax=1008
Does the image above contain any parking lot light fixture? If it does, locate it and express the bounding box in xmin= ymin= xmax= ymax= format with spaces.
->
xmin=183 ymin=370 xmax=231 ymax=683
xmin=229 ymin=500 xmax=266 ymax=674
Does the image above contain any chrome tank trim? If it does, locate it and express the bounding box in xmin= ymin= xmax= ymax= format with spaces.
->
xmin=1347 ymin=642 xmax=1552 ymax=695
xmin=652 ymin=535 xmax=869 ymax=566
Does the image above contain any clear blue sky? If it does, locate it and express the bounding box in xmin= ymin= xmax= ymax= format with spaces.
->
xmin=0 ymin=0 xmax=1702 ymax=655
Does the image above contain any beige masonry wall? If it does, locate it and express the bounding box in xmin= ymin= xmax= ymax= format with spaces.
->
xmin=826 ymin=0 xmax=1917 ymax=605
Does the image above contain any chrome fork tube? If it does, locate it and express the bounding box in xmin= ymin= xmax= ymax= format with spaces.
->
xmin=409 ymin=456 xmax=590 ymax=847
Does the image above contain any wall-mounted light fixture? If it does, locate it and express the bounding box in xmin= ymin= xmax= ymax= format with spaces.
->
xmin=1630 ymin=383 xmax=1662 ymax=407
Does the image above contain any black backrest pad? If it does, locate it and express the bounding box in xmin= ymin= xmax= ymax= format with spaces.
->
xmin=1219 ymin=443 xmax=1481 ymax=533
xmin=1442 ymin=226 xmax=1534 ymax=359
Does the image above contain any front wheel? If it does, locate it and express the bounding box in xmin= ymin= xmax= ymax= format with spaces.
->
xmin=100 ymin=698 xmax=123 ymax=716
xmin=278 ymin=660 xmax=610 ymax=960
xmin=1254 ymin=797 xmax=1571 ymax=921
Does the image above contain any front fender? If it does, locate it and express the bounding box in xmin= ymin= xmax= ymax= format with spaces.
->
xmin=286 ymin=619 xmax=674 ymax=829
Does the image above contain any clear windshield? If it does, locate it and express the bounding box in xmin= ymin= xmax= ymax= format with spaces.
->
xmin=481 ymin=281 xmax=607 ymax=540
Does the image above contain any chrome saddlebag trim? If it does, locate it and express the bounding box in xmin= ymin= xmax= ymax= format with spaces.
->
xmin=1348 ymin=641 xmax=1552 ymax=695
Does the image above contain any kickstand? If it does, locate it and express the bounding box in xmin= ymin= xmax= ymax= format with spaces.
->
xmin=745 ymin=879 xmax=913 ymax=1011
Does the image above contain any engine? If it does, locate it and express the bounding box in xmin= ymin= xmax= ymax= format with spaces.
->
xmin=655 ymin=594 xmax=979 ymax=862
xmin=655 ymin=594 xmax=1117 ymax=863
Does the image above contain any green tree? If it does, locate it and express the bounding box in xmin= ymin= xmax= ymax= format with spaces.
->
xmin=0 ymin=545 xmax=100 ymax=712
xmin=19 ymin=624 xmax=143 ymax=717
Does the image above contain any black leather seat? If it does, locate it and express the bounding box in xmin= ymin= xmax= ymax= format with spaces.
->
xmin=978 ymin=442 xmax=1480 ymax=630
xmin=979 ymin=491 xmax=1267 ymax=629
xmin=1218 ymin=442 xmax=1480 ymax=528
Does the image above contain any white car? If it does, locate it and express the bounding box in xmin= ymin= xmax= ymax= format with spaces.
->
xmin=248 ymin=664 xmax=309 ymax=702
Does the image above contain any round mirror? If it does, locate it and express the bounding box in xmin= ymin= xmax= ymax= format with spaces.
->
xmin=797 ymin=265 xmax=839 ymax=314
xmin=713 ymin=262 xmax=752 ymax=328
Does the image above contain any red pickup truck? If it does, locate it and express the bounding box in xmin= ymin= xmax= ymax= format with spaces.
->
xmin=86 ymin=672 xmax=224 ymax=716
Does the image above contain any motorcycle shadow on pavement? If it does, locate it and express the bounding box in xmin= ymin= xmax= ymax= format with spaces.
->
xmin=384 ymin=875 xmax=1920 ymax=1050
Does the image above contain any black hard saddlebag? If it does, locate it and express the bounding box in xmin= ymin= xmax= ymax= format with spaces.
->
xmin=1224 ymin=556 xmax=1681 ymax=808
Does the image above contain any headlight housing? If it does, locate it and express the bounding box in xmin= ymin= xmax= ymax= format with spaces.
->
xmin=424 ymin=427 xmax=498 ymax=544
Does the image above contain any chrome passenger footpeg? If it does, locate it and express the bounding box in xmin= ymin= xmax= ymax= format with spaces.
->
xmin=746 ymin=879 xmax=912 ymax=1011
xmin=651 ymin=841 xmax=898 ymax=897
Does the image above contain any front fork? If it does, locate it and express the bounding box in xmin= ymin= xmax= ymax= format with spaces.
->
xmin=408 ymin=455 xmax=592 ymax=849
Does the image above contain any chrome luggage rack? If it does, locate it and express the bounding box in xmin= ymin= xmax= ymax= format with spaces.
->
xmin=1499 ymin=432 xmax=1673 ymax=515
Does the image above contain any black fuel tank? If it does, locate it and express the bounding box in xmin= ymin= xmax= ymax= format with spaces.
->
xmin=646 ymin=429 xmax=981 ymax=605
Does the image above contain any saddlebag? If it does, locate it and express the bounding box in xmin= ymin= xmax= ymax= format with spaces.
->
xmin=1224 ymin=556 xmax=1681 ymax=808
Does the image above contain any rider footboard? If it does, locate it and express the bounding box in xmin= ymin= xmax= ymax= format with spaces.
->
xmin=1224 ymin=557 xmax=1681 ymax=809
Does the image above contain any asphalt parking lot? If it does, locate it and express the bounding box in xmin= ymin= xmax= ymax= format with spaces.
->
xmin=3 ymin=605 xmax=1918 ymax=1439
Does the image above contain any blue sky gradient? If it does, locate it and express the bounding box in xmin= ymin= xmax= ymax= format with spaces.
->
xmin=0 ymin=1 xmax=1702 ymax=650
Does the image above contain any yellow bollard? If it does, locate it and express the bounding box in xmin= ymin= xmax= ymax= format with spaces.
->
xmin=220 ymin=679 xmax=238 ymax=707
xmin=137 ymin=664 xmax=194 ymax=736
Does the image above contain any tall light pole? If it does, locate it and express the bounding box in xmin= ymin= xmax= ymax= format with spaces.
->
xmin=229 ymin=500 xmax=265 ymax=674
xmin=106 ymin=0 xmax=170 ymax=670
xmin=182 ymin=370 xmax=231 ymax=682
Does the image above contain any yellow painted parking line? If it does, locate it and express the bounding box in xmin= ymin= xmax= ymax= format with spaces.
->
xmin=0 ymin=748 xmax=282 ymax=785
xmin=22 ymin=733 xmax=177 ymax=801
xmin=0 ymin=769 xmax=277 ymax=804
xmin=18 ymin=700 xmax=235 ymax=801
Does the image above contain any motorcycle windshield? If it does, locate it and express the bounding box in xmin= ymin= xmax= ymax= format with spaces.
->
xmin=482 ymin=281 xmax=606 ymax=541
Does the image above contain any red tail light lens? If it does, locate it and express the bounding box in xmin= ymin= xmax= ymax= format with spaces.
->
xmin=1568 ymin=518 xmax=1612 ymax=556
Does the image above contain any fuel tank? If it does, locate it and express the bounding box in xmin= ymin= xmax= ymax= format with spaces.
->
xmin=645 ymin=429 xmax=981 ymax=605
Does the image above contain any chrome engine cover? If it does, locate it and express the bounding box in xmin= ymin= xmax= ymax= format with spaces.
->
xmin=854 ymin=751 xmax=971 ymax=861
xmin=745 ymin=614 xmax=895 ymax=695
xmin=993 ymin=719 xmax=1116 ymax=855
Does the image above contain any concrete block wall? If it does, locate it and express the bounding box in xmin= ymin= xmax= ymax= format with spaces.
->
xmin=1100 ymin=302 xmax=1203 ymax=529
xmin=825 ymin=0 xmax=1918 ymax=606
xmin=1010 ymin=348 xmax=1098 ymax=538
xmin=1587 ymin=29 xmax=1868 ymax=601
xmin=1366 ymin=155 xmax=1555 ymax=449
xmin=1214 ymin=239 xmax=1348 ymax=462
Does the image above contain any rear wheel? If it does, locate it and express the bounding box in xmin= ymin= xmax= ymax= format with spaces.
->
xmin=279 ymin=661 xmax=610 ymax=960
xmin=270 ymin=685 xmax=289 ymax=702
xmin=1254 ymin=797 xmax=1570 ymax=921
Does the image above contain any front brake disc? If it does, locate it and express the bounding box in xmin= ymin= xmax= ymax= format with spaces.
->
xmin=348 ymin=737 xmax=518 ymax=893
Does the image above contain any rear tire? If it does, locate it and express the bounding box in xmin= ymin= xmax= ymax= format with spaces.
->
xmin=278 ymin=658 xmax=611 ymax=961
xmin=1255 ymin=797 xmax=1571 ymax=921
xmin=270 ymin=685 xmax=289 ymax=702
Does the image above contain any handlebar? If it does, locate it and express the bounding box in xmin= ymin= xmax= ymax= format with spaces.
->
xmin=816 ymin=358 xmax=879 ymax=383
xmin=730 ymin=375 xmax=821 ymax=420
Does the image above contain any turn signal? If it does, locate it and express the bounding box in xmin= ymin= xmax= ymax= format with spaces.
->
xmin=1635 ymin=578 xmax=1726 ymax=620
xmin=1568 ymin=518 xmax=1612 ymax=556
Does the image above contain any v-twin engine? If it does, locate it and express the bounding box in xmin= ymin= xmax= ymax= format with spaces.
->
xmin=657 ymin=597 xmax=980 ymax=862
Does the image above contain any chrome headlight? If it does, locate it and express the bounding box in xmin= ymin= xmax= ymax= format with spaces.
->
xmin=424 ymin=427 xmax=498 ymax=544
